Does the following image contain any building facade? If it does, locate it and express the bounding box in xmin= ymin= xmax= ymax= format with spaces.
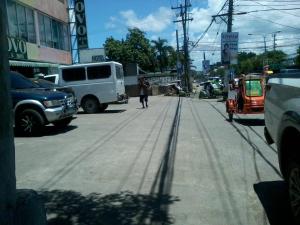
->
xmin=7 ymin=0 xmax=72 ymax=77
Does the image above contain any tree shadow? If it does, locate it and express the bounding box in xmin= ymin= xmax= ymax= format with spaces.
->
xmin=254 ymin=181 xmax=296 ymax=225
xmin=38 ymin=190 xmax=179 ymax=225
xmin=234 ymin=118 xmax=265 ymax=126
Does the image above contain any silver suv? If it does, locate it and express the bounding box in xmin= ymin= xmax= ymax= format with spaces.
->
xmin=264 ymin=72 xmax=300 ymax=222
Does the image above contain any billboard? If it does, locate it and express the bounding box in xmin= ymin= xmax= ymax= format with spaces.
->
xmin=75 ymin=0 xmax=88 ymax=49
xmin=202 ymin=60 xmax=210 ymax=74
xmin=221 ymin=32 xmax=238 ymax=65
xmin=79 ymin=48 xmax=106 ymax=63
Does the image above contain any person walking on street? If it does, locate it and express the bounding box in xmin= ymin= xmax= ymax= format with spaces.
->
xmin=138 ymin=77 xmax=150 ymax=108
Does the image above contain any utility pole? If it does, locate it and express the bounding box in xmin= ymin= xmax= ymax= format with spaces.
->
xmin=172 ymin=0 xmax=193 ymax=92
xmin=227 ymin=0 xmax=233 ymax=32
xmin=176 ymin=29 xmax=181 ymax=79
xmin=0 ymin=0 xmax=16 ymax=224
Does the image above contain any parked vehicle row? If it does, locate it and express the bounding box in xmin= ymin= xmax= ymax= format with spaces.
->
xmin=10 ymin=61 xmax=127 ymax=136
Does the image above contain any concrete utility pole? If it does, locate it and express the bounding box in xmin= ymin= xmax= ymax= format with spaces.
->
xmin=172 ymin=0 xmax=193 ymax=92
xmin=176 ymin=29 xmax=181 ymax=79
xmin=0 ymin=0 xmax=16 ymax=224
xmin=227 ymin=0 xmax=233 ymax=32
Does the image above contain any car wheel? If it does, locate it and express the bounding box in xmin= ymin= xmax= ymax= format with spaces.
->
xmin=228 ymin=112 xmax=233 ymax=122
xmin=82 ymin=97 xmax=99 ymax=114
xmin=264 ymin=127 xmax=274 ymax=145
xmin=52 ymin=118 xmax=72 ymax=128
xmin=16 ymin=109 xmax=44 ymax=136
xmin=288 ymin=161 xmax=300 ymax=223
xmin=99 ymin=103 xmax=108 ymax=112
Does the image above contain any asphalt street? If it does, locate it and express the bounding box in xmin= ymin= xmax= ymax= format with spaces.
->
xmin=14 ymin=96 xmax=293 ymax=225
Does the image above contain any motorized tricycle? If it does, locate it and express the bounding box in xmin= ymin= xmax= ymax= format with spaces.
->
xmin=226 ymin=74 xmax=265 ymax=122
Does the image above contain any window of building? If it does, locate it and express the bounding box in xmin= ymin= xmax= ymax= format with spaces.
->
xmin=16 ymin=4 xmax=27 ymax=40
xmin=7 ymin=1 xmax=18 ymax=37
xmin=38 ymin=13 xmax=70 ymax=51
xmin=62 ymin=68 xmax=86 ymax=82
xmin=38 ymin=14 xmax=46 ymax=46
xmin=87 ymin=66 xmax=111 ymax=80
xmin=7 ymin=1 xmax=36 ymax=44
xmin=25 ymin=7 xmax=36 ymax=43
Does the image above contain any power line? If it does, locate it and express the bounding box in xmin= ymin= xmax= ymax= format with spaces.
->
xmin=235 ymin=10 xmax=300 ymax=30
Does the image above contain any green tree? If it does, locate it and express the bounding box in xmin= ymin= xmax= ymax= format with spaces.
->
xmin=151 ymin=38 xmax=169 ymax=72
xmin=296 ymin=46 xmax=300 ymax=66
xmin=151 ymin=38 xmax=177 ymax=72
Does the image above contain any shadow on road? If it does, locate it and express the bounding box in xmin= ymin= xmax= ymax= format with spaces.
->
xmin=254 ymin=181 xmax=296 ymax=225
xmin=234 ymin=118 xmax=265 ymax=127
xmin=39 ymin=190 xmax=179 ymax=225
xmin=77 ymin=109 xmax=126 ymax=114
xmin=14 ymin=125 xmax=78 ymax=137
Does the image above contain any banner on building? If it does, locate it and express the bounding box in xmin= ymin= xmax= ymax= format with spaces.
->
xmin=221 ymin=32 xmax=238 ymax=65
xmin=202 ymin=60 xmax=210 ymax=74
xmin=75 ymin=0 xmax=88 ymax=49
xmin=7 ymin=37 xmax=28 ymax=60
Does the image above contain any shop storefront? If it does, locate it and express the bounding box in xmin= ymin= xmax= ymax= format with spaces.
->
xmin=7 ymin=0 xmax=72 ymax=78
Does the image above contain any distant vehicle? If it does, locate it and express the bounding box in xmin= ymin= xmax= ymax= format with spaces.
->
xmin=10 ymin=71 xmax=77 ymax=136
xmin=32 ymin=78 xmax=75 ymax=97
xmin=44 ymin=74 xmax=59 ymax=84
xmin=226 ymin=74 xmax=265 ymax=121
xmin=264 ymin=72 xmax=300 ymax=222
xmin=280 ymin=69 xmax=300 ymax=73
xmin=54 ymin=61 xmax=126 ymax=113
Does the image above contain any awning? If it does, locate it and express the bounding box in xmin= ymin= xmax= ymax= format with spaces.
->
xmin=9 ymin=60 xmax=59 ymax=68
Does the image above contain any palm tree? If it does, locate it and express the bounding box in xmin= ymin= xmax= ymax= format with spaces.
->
xmin=151 ymin=38 xmax=169 ymax=72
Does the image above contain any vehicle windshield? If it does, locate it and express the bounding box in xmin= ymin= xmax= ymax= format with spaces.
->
xmin=245 ymin=80 xmax=263 ymax=97
xmin=10 ymin=72 xmax=40 ymax=89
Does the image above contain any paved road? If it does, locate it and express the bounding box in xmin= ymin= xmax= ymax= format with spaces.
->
xmin=15 ymin=96 xmax=293 ymax=225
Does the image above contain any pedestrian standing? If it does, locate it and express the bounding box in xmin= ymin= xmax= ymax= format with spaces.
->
xmin=138 ymin=77 xmax=150 ymax=108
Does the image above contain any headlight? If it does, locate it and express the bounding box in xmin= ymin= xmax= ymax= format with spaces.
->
xmin=43 ymin=100 xmax=62 ymax=108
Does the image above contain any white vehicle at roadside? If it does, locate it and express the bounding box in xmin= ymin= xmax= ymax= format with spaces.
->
xmin=45 ymin=61 xmax=126 ymax=113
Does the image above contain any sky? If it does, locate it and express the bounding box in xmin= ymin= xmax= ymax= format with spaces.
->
xmin=84 ymin=0 xmax=300 ymax=70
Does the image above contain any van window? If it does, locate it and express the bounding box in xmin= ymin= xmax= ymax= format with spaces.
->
xmin=116 ymin=66 xmax=124 ymax=79
xmin=87 ymin=65 xmax=111 ymax=79
xmin=62 ymin=68 xmax=86 ymax=81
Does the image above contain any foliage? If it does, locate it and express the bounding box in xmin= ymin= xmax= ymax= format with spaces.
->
xmin=104 ymin=28 xmax=177 ymax=72
xmin=296 ymin=46 xmax=300 ymax=66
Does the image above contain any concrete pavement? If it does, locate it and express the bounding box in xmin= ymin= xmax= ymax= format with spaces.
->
xmin=14 ymin=96 xmax=292 ymax=225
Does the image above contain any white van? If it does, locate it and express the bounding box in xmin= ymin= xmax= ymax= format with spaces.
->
xmin=52 ymin=61 xmax=126 ymax=113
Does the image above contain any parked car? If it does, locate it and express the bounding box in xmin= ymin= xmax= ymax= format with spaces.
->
xmin=10 ymin=71 xmax=77 ymax=136
xmin=32 ymin=78 xmax=76 ymax=97
xmin=264 ymin=72 xmax=300 ymax=222
xmin=48 ymin=61 xmax=126 ymax=113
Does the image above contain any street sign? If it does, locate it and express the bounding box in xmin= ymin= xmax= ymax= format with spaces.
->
xmin=75 ymin=0 xmax=88 ymax=49
xmin=202 ymin=60 xmax=210 ymax=74
xmin=221 ymin=32 xmax=238 ymax=65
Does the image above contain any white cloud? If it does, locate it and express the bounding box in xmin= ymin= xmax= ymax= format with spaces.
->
xmin=119 ymin=7 xmax=173 ymax=32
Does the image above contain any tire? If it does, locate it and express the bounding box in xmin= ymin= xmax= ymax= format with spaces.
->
xmin=16 ymin=109 xmax=44 ymax=136
xmin=99 ymin=103 xmax=108 ymax=112
xmin=264 ymin=127 xmax=274 ymax=145
xmin=228 ymin=112 xmax=233 ymax=122
xmin=288 ymin=161 xmax=300 ymax=223
xmin=82 ymin=97 xmax=100 ymax=114
xmin=52 ymin=117 xmax=72 ymax=128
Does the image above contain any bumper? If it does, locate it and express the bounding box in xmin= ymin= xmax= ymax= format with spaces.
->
xmin=117 ymin=94 xmax=128 ymax=103
xmin=45 ymin=106 xmax=77 ymax=122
